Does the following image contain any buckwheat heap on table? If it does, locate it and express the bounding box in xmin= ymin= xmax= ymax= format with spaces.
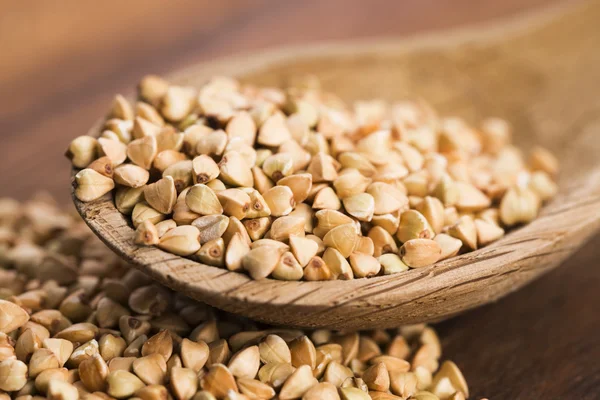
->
xmin=68 ymin=75 xmax=559 ymax=281
xmin=1 ymin=195 xmax=479 ymax=399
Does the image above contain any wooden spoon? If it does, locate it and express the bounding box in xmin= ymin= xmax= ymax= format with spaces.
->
xmin=72 ymin=2 xmax=600 ymax=330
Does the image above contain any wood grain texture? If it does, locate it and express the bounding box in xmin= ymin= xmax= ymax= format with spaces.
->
xmin=72 ymin=2 xmax=600 ymax=331
xmin=439 ymin=234 xmax=600 ymax=399
xmin=3 ymin=0 xmax=600 ymax=397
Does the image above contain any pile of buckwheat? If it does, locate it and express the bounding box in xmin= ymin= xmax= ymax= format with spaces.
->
xmin=0 ymin=195 xmax=482 ymax=400
xmin=67 ymin=75 xmax=559 ymax=281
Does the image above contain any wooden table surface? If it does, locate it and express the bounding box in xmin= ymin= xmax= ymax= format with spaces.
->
xmin=1 ymin=1 xmax=598 ymax=398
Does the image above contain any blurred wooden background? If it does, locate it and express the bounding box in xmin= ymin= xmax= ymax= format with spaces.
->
xmin=2 ymin=0 xmax=599 ymax=398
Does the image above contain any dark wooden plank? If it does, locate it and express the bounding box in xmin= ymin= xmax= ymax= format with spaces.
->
xmin=439 ymin=234 xmax=600 ymax=399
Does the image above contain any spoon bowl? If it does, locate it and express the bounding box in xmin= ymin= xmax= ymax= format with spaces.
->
xmin=72 ymin=2 xmax=600 ymax=330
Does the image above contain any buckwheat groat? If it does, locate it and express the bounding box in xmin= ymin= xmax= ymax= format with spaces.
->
xmin=68 ymin=75 xmax=558 ymax=281
xmin=0 ymin=194 xmax=480 ymax=399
